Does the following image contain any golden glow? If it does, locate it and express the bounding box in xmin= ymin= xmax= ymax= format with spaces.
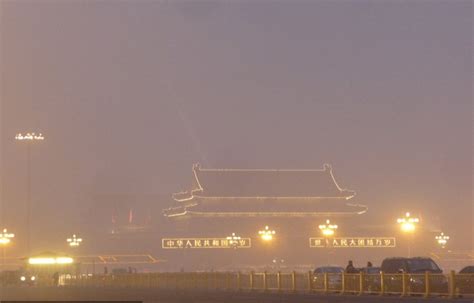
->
xmin=319 ymin=219 xmax=338 ymax=237
xmin=162 ymin=238 xmax=251 ymax=249
xmin=67 ymin=234 xmax=83 ymax=247
xmin=397 ymin=212 xmax=419 ymax=233
xmin=310 ymin=237 xmax=396 ymax=248
xmin=0 ymin=228 xmax=14 ymax=245
xmin=15 ymin=133 xmax=45 ymax=141
xmin=435 ymin=232 xmax=449 ymax=248
xmin=28 ymin=257 xmax=73 ymax=265
xmin=258 ymin=225 xmax=276 ymax=242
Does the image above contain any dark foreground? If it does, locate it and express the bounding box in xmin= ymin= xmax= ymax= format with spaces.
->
xmin=0 ymin=287 xmax=472 ymax=303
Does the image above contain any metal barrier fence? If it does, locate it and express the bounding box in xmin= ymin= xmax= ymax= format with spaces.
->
xmin=64 ymin=271 xmax=474 ymax=298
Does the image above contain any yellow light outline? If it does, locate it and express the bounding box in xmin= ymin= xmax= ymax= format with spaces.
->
xmin=309 ymin=237 xmax=397 ymax=248
xmin=161 ymin=237 xmax=252 ymax=249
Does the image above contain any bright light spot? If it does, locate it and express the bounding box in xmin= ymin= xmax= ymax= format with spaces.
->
xmin=258 ymin=225 xmax=276 ymax=242
xmin=401 ymin=222 xmax=415 ymax=232
xmin=397 ymin=212 xmax=419 ymax=233
xmin=67 ymin=234 xmax=83 ymax=247
xmin=31 ymin=276 xmax=36 ymax=281
xmin=435 ymin=232 xmax=449 ymax=248
xmin=0 ymin=228 xmax=14 ymax=245
xmin=28 ymin=257 xmax=73 ymax=265
xmin=322 ymin=229 xmax=335 ymax=236
xmin=20 ymin=276 xmax=26 ymax=281
xmin=319 ymin=219 xmax=338 ymax=237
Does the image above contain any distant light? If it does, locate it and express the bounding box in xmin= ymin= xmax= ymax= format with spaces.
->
xmin=28 ymin=257 xmax=73 ymax=265
xmin=20 ymin=276 xmax=26 ymax=281
xmin=0 ymin=228 xmax=15 ymax=245
xmin=435 ymin=232 xmax=450 ymax=248
xmin=397 ymin=212 xmax=419 ymax=233
xmin=15 ymin=133 xmax=45 ymax=141
xmin=30 ymin=276 xmax=36 ymax=281
xmin=226 ymin=233 xmax=241 ymax=248
xmin=319 ymin=219 xmax=338 ymax=237
xmin=67 ymin=234 xmax=83 ymax=247
xmin=258 ymin=226 xmax=276 ymax=242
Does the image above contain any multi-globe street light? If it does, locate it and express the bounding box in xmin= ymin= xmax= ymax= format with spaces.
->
xmin=0 ymin=228 xmax=14 ymax=245
xmin=67 ymin=234 xmax=83 ymax=247
xmin=226 ymin=233 xmax=241 ymax=249
xmin=258 ymin=226 xmax=275 ymax=242
xmin=15 ymin=132 xmax=45 ymax=254
xmin=435 ymin=232 xmax=449 ymax=249
xmin=397 ymin=212 xmax=419 ymax=233
xmin=319 ymin=219 xmax=338 ymax=237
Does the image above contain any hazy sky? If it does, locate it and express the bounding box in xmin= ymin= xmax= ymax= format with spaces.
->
xmin=0 ymin=1 xmax=472 ymax=254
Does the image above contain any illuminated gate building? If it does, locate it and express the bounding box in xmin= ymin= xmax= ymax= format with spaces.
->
xmin=161 ymin=163 xmax=370 ymax=269
xmin=164 ymin=163 xmax=367 ymax=218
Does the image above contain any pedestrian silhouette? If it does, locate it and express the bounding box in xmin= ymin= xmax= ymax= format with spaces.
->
xmin=345 ymin=260 xmax=358 ymax=273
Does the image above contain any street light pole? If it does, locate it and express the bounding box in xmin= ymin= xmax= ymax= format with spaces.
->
xmin=258 ymin=226 xmax=276 ymax=267
xmin=0 ymin=228 xmax=15 ymax=269
xmin=319 ymin=219 xmax=337 ymax=265
xmin=15 ymin=132 xmax=44 ymax=255
xmin=26 ymin=143 xmax=31 ymax=254
xmin=397 ymin=212 xmax=419 ymax=257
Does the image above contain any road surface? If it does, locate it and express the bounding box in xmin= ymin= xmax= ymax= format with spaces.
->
xmin=0 ymin=287 xmax=472 ymax=302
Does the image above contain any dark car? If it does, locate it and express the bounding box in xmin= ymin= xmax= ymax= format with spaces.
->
xmin=381 ymin=257 xmax=447 ymax=294
xmin=457 ymin=266 xmax=474 ymax=294
xmin=312 ymin=266 xmax=344 ymax=290
xmin=459 ymin=266 xmax=474 ymax=274
xmin=0 ymin=270 xmax=37 ymax=287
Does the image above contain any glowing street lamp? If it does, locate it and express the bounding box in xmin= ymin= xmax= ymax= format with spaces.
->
xmin=0 ymin=228 xmax=15 ymax=268
xmin=258 ymin=226 xmax=275 ymax=242
xmin=435 ymin=232 xmax=449 ymax=248
xmin=67 ymin=234 xmax=82 ymax=247
xmin=15 ymin=132 xmax=45 ymax=255
xmin=226 ymin=233 xmax=241 ymax=249
xmin=397 ymin=212 xmax=419 ymax=233
xmin=0 ymin=228 xmax=15 ymax=245
xmin=319 ymin=219 xmax=338 ymax=237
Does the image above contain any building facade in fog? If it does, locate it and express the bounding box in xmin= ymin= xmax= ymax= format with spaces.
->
xmin=164 ymin=163 xmax=367 ymax=218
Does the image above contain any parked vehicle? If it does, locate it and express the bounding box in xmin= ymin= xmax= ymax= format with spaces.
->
xmin=380 ymin=257 xmax=447 ymax=294
xmin=312 ymin=266 xmax=344 ymax=290
xmin=459 ymin=266 xmax=474 ymax=274
xmin=0 ymin=270 xmax=37 ymax=287
xmin=457 ymin=266 xmax=474 ymax=294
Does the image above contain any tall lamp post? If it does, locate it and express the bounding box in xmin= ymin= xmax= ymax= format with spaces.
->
xmin=258 ymin=226 xmax=275 ymax=267
xmin=0 ymin=228 xmax=15 ymax=268
xmin=15 ymin=132 xmax=44 ymax=255
xmin=227 ymin=232 xmax=241 ymax=270
xmin=397 ymin=212 xmax=419 ymax=257
xmin=319 ymin=219 xmax=337 ymax=264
